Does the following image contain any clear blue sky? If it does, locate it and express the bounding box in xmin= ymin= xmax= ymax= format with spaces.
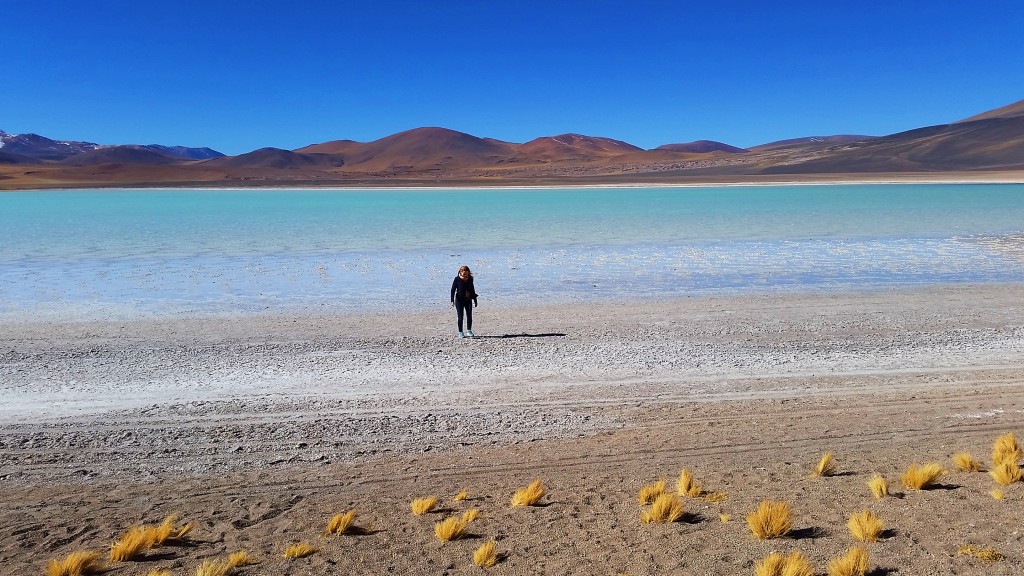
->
xmin=4 ymin=1 xmax=1023 ymax=155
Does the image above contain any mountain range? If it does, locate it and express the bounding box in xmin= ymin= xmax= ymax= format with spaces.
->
xmin=2 ymin=98 xmax=1023 ymax=189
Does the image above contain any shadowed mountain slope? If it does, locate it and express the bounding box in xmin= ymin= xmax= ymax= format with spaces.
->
xmin=956 ymin=97 xmax=1024 ymax=123
xmin=761 ymin=116 xmax=1024 ymax=173
xmin=656 ymin=140 xmax=748 ymax=154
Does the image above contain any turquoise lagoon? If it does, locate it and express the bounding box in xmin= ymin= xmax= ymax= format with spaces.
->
xmin=2 ymin=184 xmax=1024 ymax=319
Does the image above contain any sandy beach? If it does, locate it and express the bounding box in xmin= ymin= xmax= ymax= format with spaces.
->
xmin=3 ymin=284 xmax=1023 ymax=575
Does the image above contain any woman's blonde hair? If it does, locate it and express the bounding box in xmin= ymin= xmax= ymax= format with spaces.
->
xmin=458 ymin=265 xmax=473 ymax=277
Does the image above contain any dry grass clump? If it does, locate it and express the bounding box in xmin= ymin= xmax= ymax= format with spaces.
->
xmin=637 ymin=479 xmax=666 ymax=505
xmin=640 ymin=493 xmax=685 ymax=524
xmin=958 ymin=544 xmax=1005 ymax=562
xmin=719 ymin=514 xmax=731 ymax=523
xmin=988 ymin=461 xmax=1022 ymax=486
xmin=461 ymin=508 xmax=480 ymax=522
xmin=900 ymin=463 xmax=945 ymax=490
xmin=227 ymin=550 xmax=252 ymax=567
xmin=47 ymin=550 xmax=103 ymax=576
xmin=676 ymin=468 xmax=702 ymax=497
xmin=325 ymin=510 xmax=357 ymax=535
xmin=813 ymin=453 xmax=836 ymax=477
xmin=283 ymin=542 xmax=317 ymax=559
xmin=195 ymin=559 xmax=233 ymax=576
xmin=152 ymin=514 xmax=194 ymax=545
xmin=866 ymin=475 xmax=888 ymax=499
xmin=410 ymin=496 xmax=438 ymax=515
xmin=453 ymin=490 xmax=469 ymax=501
xmin=511 ymin=479 xmax=546 ymax=507
xmin=847 ymin=509 xmax=884 ymax=543
xmin=434 ymin=517 xmax=469 ymax=542
xmin=754 ymin=551 xmax=814 ymax=576
xmin=473 ymin=540 xmax=498 ymax=568
xmin=703 ymin=491 xmax=728 ymax=503
xmin=746 ymin=500 xmax=793 ymax=539
xmin=992 ymin=432 xmax=1022 ymax=466
xmin=827 ymin=546 xmax=869 ymax=576
xmin=109 ymin=526 xmax=153 ymax=562
xmin=990 ymin=489 xmax=1005 ymax=499
xmin=952 ymin=452 xmax=982 ymax=472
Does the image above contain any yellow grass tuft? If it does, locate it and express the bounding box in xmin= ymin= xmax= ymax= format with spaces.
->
xmin=952 ymin=452 xmax=982 ymax=472
xmin=47 ymin=550 xmax=103 ymax=576
xmin=827 ymin=546 xmax=869 ymax=576
xmin=746 ymin=500 xmax=793 ymax=539
xmin=990 ymin=489 xmax=1005 ymax=499
xmin=109 ymin=525 xmax=154 ymax=562
xmin=813 ymin=453 xmax=836 ymax=477
xmin=866 ymin=475 xmax=888 ymax=499
xmin=958 ymin=544 xmax=1005 ymax=562
xmin=473 ymin=540 xmax=498 ymax=568
xmin=640 ymin=492 xmax=685 ymax=524
xmin=637 ymin=479 xmax=666 ymax=505
xmin=325 ymin=510 xmax=357 ymax=535
xmin=411 ymin=496 xmax=438 ymax=516
xmin=847 ymin=509 xmax=884 ymax=543
xmin=900 ymin=463 xmax=945 ymax=490
xmin=511 ymin=479 xmax=546 ymax=507
xmin=719 ymin=514 xmax=731 ymax=523
xmin=703 ymin=491 xmax=728 ymax=503
xmin=988 ymin=461 xmax=1022 ymax=486
xmin=992 ymin=432 xmax=1022 ymax=466
xmin=453 ymin=490 xmax=469 ymax=501
xmin=676 ymin=468 xmax=702 ymax=497
xmin=227 ymin=550 xmax=252 ymax=567
xmin=461 ymin=508 xmax=480 ymax=522
xmin=283 ymin=542 xmax=317 ymax=559
xmin=754 ymin=551 xmax=814 ymax=576
xmin=195 ymin=559 xmax=233 ymax=576
xmin=150 ymin=514 xmax=194 ymax=546
xmin=434 ymin=517 xmax=469 ymax=542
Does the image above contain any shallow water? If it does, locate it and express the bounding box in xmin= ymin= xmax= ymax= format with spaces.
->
xmin=2 ymin=184 xmax=1024 ymax=319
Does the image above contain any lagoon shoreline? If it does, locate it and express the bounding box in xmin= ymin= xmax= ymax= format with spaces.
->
xmin=3 ymin=284 xmax=1024 ymax=574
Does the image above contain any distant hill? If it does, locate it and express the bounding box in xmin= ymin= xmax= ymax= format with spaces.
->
xmin=329 ymin=127 xmax=516 ymax=171
xmin=0 ymin=131 xmax=100 ymax=160
xmin=139 ymin=145 xmax=224 ymax=160
xmin=203 ymin=147 xmax=344 ymax=169
xmin=655 ymin=140 xmax=747 ymax=154
xmin=519 ymin=134 xmax=643 ymax=158
xmin=59 ymin=146 xmax=186 ymax=166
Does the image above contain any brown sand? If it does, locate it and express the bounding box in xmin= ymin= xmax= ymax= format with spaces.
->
xmin=2 ymin=285 xmax=1023 ymax=575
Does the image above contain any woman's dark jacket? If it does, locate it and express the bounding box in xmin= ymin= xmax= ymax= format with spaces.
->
xmin=451 ymin=276 xmax=478 ymax=304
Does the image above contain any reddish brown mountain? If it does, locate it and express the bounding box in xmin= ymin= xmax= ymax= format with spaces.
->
xmin=335 ymin=127 xmax=516 ymax=171
xmin=518 ymin=134 xmax=643 ymax=159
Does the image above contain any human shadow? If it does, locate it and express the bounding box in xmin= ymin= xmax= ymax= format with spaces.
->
xmin=475 ymin=333 xmax=567 ymax=339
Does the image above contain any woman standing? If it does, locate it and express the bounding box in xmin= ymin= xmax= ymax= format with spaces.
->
xmin=450 ymin=265 xmax=478 ymax=338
